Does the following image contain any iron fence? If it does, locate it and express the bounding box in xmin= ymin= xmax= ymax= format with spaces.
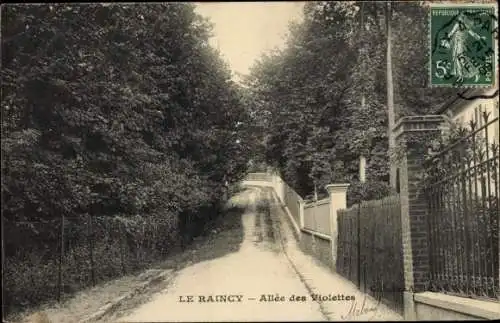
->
xmin=337 ymin=194 xmax=404 ymax=315
xmin=424 ymin=113 xmax=499 ymax=299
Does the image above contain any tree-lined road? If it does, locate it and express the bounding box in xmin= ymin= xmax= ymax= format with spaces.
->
xmin=115 ymin=187 xmax=325 ymax=322
xmin=112 ymin=187 xmax=401 ymax=322
xmin=3 ymin=3 xmax=453 ymax=321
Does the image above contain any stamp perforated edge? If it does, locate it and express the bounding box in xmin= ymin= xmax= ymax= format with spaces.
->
xmin=427 ymin=2 xmax=499 ymax=88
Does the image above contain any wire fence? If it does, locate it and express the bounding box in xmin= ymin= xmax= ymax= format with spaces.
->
xmin=3 ymin=214 xmax=179 ymax=314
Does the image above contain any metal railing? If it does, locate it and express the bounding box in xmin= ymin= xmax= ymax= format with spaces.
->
xmin=424 ymin=113 xmax=499 ymax=299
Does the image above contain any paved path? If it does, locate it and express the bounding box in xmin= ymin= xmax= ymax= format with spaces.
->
xmin=118 ymin=187 xmax=402 ymax=322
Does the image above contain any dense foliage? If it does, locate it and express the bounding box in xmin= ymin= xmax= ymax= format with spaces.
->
xmin=246 ymin=1 xmax=458 ymax=197
xmin=346 ymin=181 xmax=393 ymax=208
xmin=1 ymin=3 xmax=253 ymax=312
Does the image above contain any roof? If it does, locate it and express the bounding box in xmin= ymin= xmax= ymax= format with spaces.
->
xmin=435 ymin=88 xmax=496 ymax=115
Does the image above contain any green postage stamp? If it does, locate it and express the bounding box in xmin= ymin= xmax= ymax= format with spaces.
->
xmin=430 ymin=4 xmax=497 ymax=87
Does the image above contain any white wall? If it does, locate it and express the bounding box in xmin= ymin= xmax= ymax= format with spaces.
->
xmin=446 ymin=91 xmax=499 ymax=199
xmin=303 ymin=200 xmax=331 ymax=235
xmin=451 ymin=90 xmax=499 ymax=145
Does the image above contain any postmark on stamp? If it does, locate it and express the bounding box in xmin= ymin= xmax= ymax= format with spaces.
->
xmin=430 ymin=4 xmax=497 ymax=87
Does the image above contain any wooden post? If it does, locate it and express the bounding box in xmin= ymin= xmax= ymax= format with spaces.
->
xmin=357 ymin=203 xmax=362 ymax=290
xmin=119 ymin=220 xmax=126 ymax=274
xmin=313 ymin=184 xmax=318 ymax=232
xmin=88 ymin=214 xmax=96 ymax=287
xmin=386 ymin=1 xmax=397 ymax=189
xmin=1 ymin=215 xmax=5 ymax=319
xmin=359 ymin=4 xmax=368 ymax=187
xmin=58 ymin=214 xmax=65 ymax=302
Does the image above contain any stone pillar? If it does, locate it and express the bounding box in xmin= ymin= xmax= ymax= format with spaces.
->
xmin=274 ymin=173 xmax=285 ymax=204
xmin=325 ymin=183 xmax=350 ymax=268
xmin=271 ymin=174 xmax=278 ymax=201
xmin=298 ymin=199 xmax=305 ymax=230
xmin=278 ymin=177 xmax=285 ymax=204
xmin=393 ymin=115 xmax=447 ymax=320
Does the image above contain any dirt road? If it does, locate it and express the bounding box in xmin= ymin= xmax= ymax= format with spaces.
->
xmin=115 ymin=187 xmax=324 ymax=321
xmin=113 ymin=186 xmax=402 ymax=322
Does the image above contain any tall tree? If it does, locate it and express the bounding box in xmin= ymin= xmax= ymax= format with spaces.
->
xmin=1 ymin=2 xmax=252 ymax=243
xmin=247 ymin=1 xmax=460 ymax=198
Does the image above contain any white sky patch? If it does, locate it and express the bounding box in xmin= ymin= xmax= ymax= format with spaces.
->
xmin=195 ymin=2 xmax=305 ymax=82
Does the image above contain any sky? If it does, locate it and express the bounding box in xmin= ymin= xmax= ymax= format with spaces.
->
xmin=195 ymin=2 xmax=305 ymax=82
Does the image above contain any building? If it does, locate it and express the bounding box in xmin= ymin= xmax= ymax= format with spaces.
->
xmin=437 ymin=87 xmax=499 ymax=144
xmin=436 ymin=87 xmax=499 ymax=199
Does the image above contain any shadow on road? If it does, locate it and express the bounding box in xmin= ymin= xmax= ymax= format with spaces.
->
xmin=94 ymin=190 xmax=252 ymax=322
xmin=157 ymin=192 xmax=248 ymax=271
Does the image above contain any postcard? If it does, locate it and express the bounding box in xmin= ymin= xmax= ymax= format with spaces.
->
xmin=1 ymin=1 xmax=499 ymax=322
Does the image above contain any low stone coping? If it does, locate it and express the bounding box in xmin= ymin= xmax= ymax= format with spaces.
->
xmin=304 ymin=198 xmax=330 ymax=208
xmin=324 ymin=184 xmax=350 ymax=194
xmin=414 ymin=291 xmax=500 ymax=320
xmin=301 ymin=228 xmax=331 ymax=241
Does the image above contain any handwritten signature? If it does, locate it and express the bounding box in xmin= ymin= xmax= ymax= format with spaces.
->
xmin=340 ymin=293 xmax=382 ymax=320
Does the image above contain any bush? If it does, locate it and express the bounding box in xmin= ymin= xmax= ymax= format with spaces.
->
xmin=347 ymin=181 xmax=394 ymax=208
xmin=3 ymin=253 xmax=59 ymax=310
xmin=3 ymin=214 xmax=183 ymax=314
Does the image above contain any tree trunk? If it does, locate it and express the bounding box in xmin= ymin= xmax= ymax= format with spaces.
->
xmin=386 ymin=1 xmax=397 ymax=189
xmin=359 ymin=155 xmax=367 ymax=183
